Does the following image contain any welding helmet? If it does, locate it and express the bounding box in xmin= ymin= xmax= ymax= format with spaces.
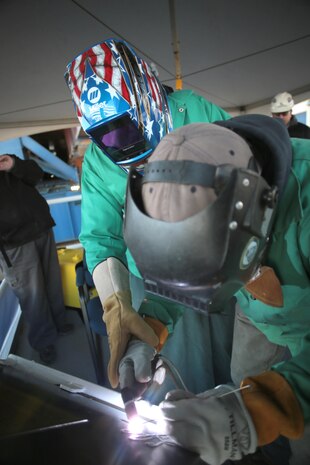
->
xmin=123 ymin=115 xmax=292 ymax=313
xmin=65 ymin=38 xmax=173 ymax=169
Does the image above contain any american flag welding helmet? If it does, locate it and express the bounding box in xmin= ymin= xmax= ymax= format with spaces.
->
xmin=65 ymin=38 xmax=173 ymax=167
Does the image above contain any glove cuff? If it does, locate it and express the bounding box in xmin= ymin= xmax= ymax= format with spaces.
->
xmin=93 ymin=258 xmax=130 ymax=306
xmin=245 ymin=266 xmax=283 ymax=307
xmin=144 ymin=316 xmax=168 ymax=351
xmin=241 ymin=371 xmax=304 ymax=445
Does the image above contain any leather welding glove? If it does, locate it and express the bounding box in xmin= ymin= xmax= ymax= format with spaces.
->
xmin=160 ymin=371 xmax=304 ymax=465
xmin=119 ymin=339 xmax=157 ymax=393
xmin=93 ymin=258 xmax=160 ymax=388
xmin=159 ymin=384 xmax=257 ymax=465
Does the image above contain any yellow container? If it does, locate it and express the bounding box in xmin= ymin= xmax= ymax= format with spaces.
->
xmin=57 ymin=247 xmax=84 ymax=308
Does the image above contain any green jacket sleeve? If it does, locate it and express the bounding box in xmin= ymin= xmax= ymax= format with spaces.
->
xmin=79 ymin=143 xmax=128 ymax=275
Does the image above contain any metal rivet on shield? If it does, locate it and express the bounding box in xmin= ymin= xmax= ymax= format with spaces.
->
xmin=242 ymin=178 xmax=250 ymax=187
xmin=235 ymin=201 xmax=244 ymax=210
xmin=229 ymin=221 xmax=238 ymax=230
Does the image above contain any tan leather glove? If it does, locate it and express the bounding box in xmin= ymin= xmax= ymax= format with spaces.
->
xmin=241 ymin=371 xmax=304 ymax=445
xmin=245 ymin=266 xmax=283 ymax=307
xmin=93 ymin=258 xmax=167 ymax=388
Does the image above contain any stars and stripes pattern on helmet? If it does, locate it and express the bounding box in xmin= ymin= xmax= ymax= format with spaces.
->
xmin=65 ymin=38 xmax=173 ymax=166
xmin=66 ymin=42 xmax=132 ymax=117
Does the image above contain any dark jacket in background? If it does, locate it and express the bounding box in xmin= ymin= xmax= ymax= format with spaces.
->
xmin=288 ymin=115 xmax=310 ymax=139
xmin=0 ymin=156 xmax=54 ymax=249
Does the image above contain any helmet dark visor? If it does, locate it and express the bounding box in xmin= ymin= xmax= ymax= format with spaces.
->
xmin=87 ymin=113 xmax=153 ymax=165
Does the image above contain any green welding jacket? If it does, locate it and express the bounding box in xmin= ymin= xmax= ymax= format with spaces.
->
xmin=236 ymin=137 xmax=310 ymax=422
xmin=79 ymin=90 xmax=231 ymax=332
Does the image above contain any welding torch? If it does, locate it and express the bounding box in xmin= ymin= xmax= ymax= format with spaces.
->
xmin=120 ymin=353 xmax=188 ymax=421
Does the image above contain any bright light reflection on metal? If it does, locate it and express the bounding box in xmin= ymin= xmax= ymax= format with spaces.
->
xmin=70 ymin=184 xmax=80 ymax=191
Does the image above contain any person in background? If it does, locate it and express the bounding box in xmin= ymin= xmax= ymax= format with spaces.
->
xmin=123 ymin=116 xmax=310 ymax=465
xmin=0 ymin=154 xmax=73 ymax=363
xmin=270 ymin=91 xmax=310 ymax=138
xmin=64 ymin=37 xmax=234 ymax=396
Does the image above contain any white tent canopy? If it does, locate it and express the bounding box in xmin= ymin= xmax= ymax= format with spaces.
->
xmin=1 ymin=0 xmax=310 ymax=140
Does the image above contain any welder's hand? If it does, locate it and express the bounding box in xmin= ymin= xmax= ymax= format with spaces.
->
xmin=93 ymin=258 xmax=159 ymax=388
xmin=159 ymin=385 xmax=257 ymax=465
xmin=119 ymin=339 xmax=157 ymax=393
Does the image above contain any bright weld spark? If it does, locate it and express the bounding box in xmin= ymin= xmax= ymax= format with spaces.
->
xmin=127 ymin=401 xmax=165 ymax=437
xmin=127 ymin=415 xmax=145 ymax=435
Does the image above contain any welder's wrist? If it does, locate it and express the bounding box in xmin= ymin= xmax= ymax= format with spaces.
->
xmin=143 ymin=316 xmax=168 ymax=351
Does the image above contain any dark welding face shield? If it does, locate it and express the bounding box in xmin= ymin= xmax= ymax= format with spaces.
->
xmin=124 ymin=159 xmax=279 ymax=313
